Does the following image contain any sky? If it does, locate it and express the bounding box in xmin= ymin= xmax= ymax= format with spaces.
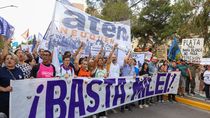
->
xmin=0 ymin=0 xmax=85 ymax=43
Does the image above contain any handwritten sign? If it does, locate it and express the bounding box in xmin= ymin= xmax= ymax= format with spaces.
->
xmin=181 ymin=38 xmax=204 ymax=63
xmin=156 ymin=45 xmax=167 ymax=60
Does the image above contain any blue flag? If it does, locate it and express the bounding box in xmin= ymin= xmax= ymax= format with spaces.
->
xmin=31 ymin=35 xmax=37 ymax=52
xmin=0 ymin=16 xmax=14 ymax=39
xmin=168 ymin=37 xmax=182 ymax=60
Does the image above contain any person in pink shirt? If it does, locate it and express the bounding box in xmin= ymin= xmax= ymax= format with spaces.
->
xmin=30 ymin=50 xmax=56 ymax=78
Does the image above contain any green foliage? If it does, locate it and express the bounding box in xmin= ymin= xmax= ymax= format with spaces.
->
xmin=167 ymin=0 xmax=194 ymax=37
xmin=131 ymin=0 xmax=209 ymax=47
xmin=85 ymin=6 xmax=100 ymax=17
xmin=86 ymin=0 xmax=131 ymax=21
xmin=86 ymin=0 xmax=210 ymax=50
xmin=133 ymin=0 xmax=172 ymax=44
xmin=101 ymin=2 xmax=131 ymax=21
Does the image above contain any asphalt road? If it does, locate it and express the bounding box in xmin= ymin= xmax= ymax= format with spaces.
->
xmin=107 ymin=102 xmax=210 ymax=118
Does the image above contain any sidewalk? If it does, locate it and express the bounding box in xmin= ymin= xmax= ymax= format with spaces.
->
xmin=175 ymin=93 xmax=210 ymax=111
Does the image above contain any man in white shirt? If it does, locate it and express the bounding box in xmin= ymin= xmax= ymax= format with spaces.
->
xmin=106 ymin=44 xmax=119 ymax=78
xmin=108 ymin=54 xmax=120 ymax=77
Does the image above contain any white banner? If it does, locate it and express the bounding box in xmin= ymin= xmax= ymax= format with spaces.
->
xmin=181 ymin=38 xmax=204 ymax=63
xmin=44 ymin=1 xmax=131 ymax=56
xmin=10 ymin=72 xmax=180 ymax=118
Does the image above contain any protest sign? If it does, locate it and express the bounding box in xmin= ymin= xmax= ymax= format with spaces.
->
xmin=132 ymin=53 xmax=145 ymax=67
xmin=44 ymin=1 xmax=131 ymax=56
xmin=117 ymin=49 xmax=127 ymax=67
xmin=156 ymin=45 xmax=167 ymax=60
xmin=10 ymin=72 xmax=180 ymax=118
xmin=181 ymin=38 xmax=204 ymax=63
xmin=144 ymin=51 xmax=153 ymax=61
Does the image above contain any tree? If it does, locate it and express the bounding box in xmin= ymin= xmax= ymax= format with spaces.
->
xmin=132 ymin=0 xmax=172 ymax=49
xmin=86 ymin=0 xmax=209 ymax=53
xmin=192 ymin=0 xmax=210 ymax=56
xmin=101 ymin=1 xmax=131 ymax=21
xmin=166 ymin=0 xmax=194 ymax=38
xmin=170 ymin=0 xmax=210 ymax=56
xmin=85 ymin=6 xmax=100 ymax=17
xmin=86 ymin=0 xmax=131 ymax=21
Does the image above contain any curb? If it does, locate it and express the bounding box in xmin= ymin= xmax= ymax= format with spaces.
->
xmin=175 ymin=96 xmax=210 ymax=111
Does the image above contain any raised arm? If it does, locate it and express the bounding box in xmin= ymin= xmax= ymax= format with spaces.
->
xmin=32 ymin=41 xmax=40 ymax=59
xmin=87 ymin=51 xmax=92 ymax=63
xmin=74 ymin=45 xmax=84 ymax=71
xmin=2 ymin=39 xmax=11 ymax=59
xmin=72 ymin=42 xmax=84 ymax=60
xmin=94 ymin=45 xmax=104 ymax=64
xmin=123 ymin=51 xmax=131 ymax=66
xmin=32 ymin=41 xmax=40 ymax=54
xmin=106 ymin=44 xmax=118 ymax=65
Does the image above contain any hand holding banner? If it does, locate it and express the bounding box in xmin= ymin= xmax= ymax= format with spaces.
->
xmin=10 ymin=72 xmax=180 ymax=118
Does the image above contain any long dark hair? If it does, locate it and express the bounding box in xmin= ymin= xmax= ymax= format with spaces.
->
xmin=139 ymin=62 xmax=149 ymax=75
xmin=142 ymin=62 xmax=148 ymax=70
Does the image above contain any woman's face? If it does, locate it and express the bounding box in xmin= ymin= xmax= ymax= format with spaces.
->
xmin=98 ymin=58 xmax=104 ymax=66
xmin=5 ymin=55 xmax=16 ymax=68
xmin=16 ymin=50 xmax=25 ymax=62
xmin=29 ymin=59 xmax=36 ymax=67
xmin=144 ymin=64 xmax=148 ymax=69
xmin=160 ymin=65 xmax=165 ymax=71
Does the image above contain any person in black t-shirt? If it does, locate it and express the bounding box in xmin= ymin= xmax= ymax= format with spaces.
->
xmin=138 ymin=62 xmax=150 ymax=108
xmin=0 ymin=54 xmax=24 ymax=117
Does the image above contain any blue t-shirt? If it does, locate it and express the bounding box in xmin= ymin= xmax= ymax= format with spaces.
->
xmin=0 ymin=67 xmax=23 ymax=115
xmin=134 ymin=66 xmax=139 ymax=76
xmin=148 ymin=62 xmax=158 ymax=75
xmin=121 ymin=64 xmax=135 ymax=76
xmin=168 ymin=65 xmax=178 ymax=71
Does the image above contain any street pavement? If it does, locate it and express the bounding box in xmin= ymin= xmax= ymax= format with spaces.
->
xmin=107 ymin=102 xmax=210 ymax=118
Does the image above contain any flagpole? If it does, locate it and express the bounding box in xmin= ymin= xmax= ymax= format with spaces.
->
xmin=42 ymin=0 xmax=57 ymax=40
xmin=43 ymin=22 xmax=52 ymax=40
xmin=52 ymin=0 xmax=59 ymax=22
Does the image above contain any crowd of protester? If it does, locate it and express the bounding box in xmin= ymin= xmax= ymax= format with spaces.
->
xmin=0 ymin=38 xmax=210 ymax=118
